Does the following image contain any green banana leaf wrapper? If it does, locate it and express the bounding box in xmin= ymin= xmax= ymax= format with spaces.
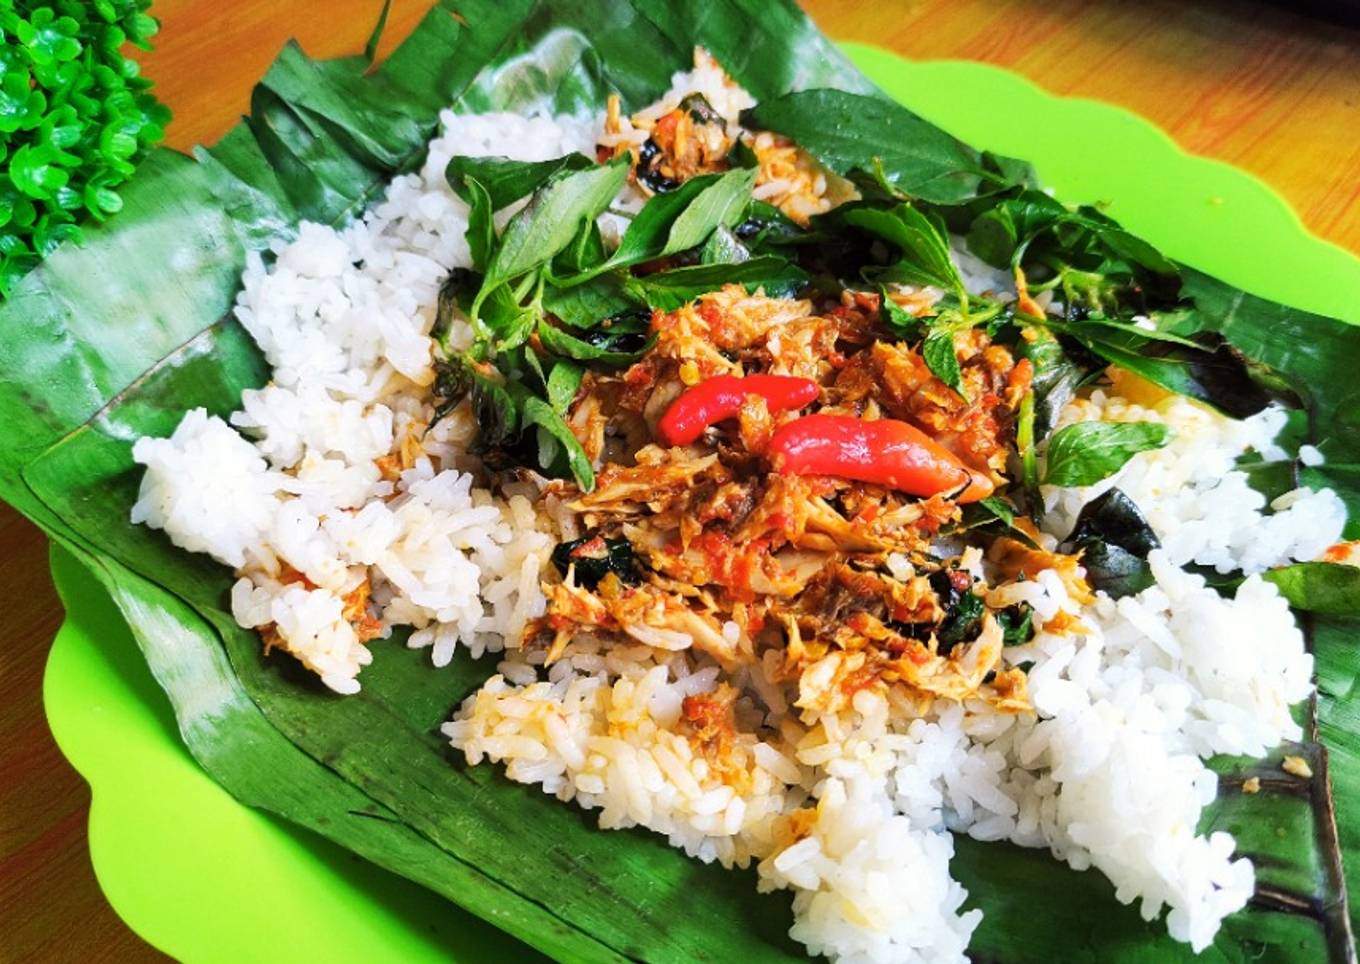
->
xmin=3 ymin=1 xmax=1360 ymax=960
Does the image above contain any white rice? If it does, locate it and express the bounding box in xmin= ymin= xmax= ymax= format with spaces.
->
xmin=1043 ymin=391 xmax=1345 ymax=573
xmin=130 ymin=56 xmax=1348 ymax=963
xmin=132 ymin=109 xmax=595 ymax=689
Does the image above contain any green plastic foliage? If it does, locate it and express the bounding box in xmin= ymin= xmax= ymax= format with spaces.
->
xmin=0 ymin=0 xmax=169 ymax=296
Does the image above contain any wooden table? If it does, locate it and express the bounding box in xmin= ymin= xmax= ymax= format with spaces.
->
xmin=2 ymin=1 xmax=1357 ymax=959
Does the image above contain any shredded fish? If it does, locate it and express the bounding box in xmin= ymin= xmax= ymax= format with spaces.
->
xmin=526 ymin=289 xmax=1069 ymax=714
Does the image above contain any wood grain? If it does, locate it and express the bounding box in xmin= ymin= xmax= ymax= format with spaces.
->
xmin=1 ymin=1 xmax=1357 ymax=959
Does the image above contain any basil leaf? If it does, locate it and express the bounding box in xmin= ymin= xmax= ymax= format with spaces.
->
xmin=567 ymin=167 xmax=757 ymax=282
xmin=662 ymin=167 xmax=757 ymax=254
xmin=479 ymin=282 xmax=538 ymax=351
xmin=735 ymin=199 xmax=808 ymax=252
xmin=966 ymin=191 xmax=1077 ymax=268
xmin=956 ymin=494 xmax=1039 ymax=548
xmin=700 ymin=224 xmax=750 ymax=264
xmin=462 ymin=365 xmax=523 ymax=449
xmin=966 ymin=189 xmax=1177 ymax=277
xmin=726 ymin=138 xmax=760 ymax=169
xmin=981 ymin=151 xmax=1040 ymax=191
xmin=433 ymin=268 xmax=477 ymax=350
xmin=965 ymin=203 xmax=1020 ymax=269
xmin=521 ymin=340 xmax=549 ymax=389
xmin=545 ymin=361 xmax=584 ymax=414
xmin=1079 ymin=542 xmax=1157 ymax=599
xmin=1043 ymin=421 xmax=1171 ymax=487
xmin=481 ymin=157 xmax=629 ymax=294
xmin=742 ymin=90 xmax=1016 ymax=204
xmin=626 ymin=256 xmax=809 ymax=310
xmin=551 ymin=534 xmax=640 ymax=588
xmin=544 ymin=274 xmax=642 ymax=328
xmin=923 ymin=327 xmax=965 ymax=397
xmin=878 ymin=286 xmax=925 ymax=339
xmin=553 ymin=219 xmax=608 ymax=275
xmin=1074 ymin=328 xmax=1273 ymax=420
xmin=1017 ymin=390 xmax=1038 ymax=503
xmin=444 ymin=354 xmax=593 ymax=488
xmin=1017 ymin=334 xmax=1106 ymax=440
xmin=1264 ymin=562 xmax=1360 ymax=616
xmin=1049 ymin=314 xmax=1204 ymax=350
xmin=998 ymin=606 xmax=1035 ymax=646
xmin=938 ymin=590 xmax=986 ymax=649
xmin=843 ymin=202 xmax=962 ymax=293
xmin=537 ymin=320 xmax=653 ymax=366
xmin=1061 ymin=488 xmax=1161 ymax=599
xmin=978 ymin=495 xmax=1015 ymax=528
xmin=446 ymin=152 xmax=594 ymax=209
xmin=522 ymin=396 xmax=594 ymax=490
xmin=463 ymin=175 xmax=494 ymax=273
xmin=1066 ymin=488 xmax=1161 ymax=556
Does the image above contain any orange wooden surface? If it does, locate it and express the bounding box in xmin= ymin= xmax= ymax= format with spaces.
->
xmin=1 ymin=1 xmax=1357 ymax=960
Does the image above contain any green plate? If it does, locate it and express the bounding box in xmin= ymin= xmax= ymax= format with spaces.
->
xmin=41 ymin=43 xmax=1360 ymax=962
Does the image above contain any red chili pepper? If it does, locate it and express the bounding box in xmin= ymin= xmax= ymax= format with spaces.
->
xmin=767 ymin=414 xmax=995 ymax=503
xmin=657 ymin=374 xmax=820 ymax=447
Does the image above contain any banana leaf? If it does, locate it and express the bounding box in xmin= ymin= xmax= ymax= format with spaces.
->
xmin=3 ymin=0 xmax=1360 ymax=960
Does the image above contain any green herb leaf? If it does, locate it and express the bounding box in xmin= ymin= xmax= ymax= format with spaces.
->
xmin=462 ymin=364 xmax=523 ymax=449
xmin=522 ymin=396 xmax=594 ymax=489
xmin=1066 ymin=488 xmax=1161 ymax=556
xmin=563 ymin=167 xmax=757 ymax=283
xmin=551 ymin=534 xmax=640 ymax=587
xmin=463 ymin=175 xmax=494 ymax=273
xmin=965 ymin=192 xmax=1062 ymax=269
xmin=978 ymin=495 xmax=1015 ymax=528
xmin=743 ymin=90 xmax=1019 ymax=203
xmin=1017 ymin=389 xmax=1039 ymax=507
xmin=1074 ymin=328 xmax=1273 ymax=420
xmin=553 ymin=219 xmax=608 ymax=276
xmin=479 ymin=157 xmax=628 ymax=296
xmin=923 ymin=327 xmax=966 ymax=397
xmin=660 ymin=167 xmax=756 ymax=255
xmin=998 ymin=606 xmax=1035 ymax=646
xmin=545 ymin=361 xmax=584 ymax=413
xmin=537 ymin=320 xmax=652 ymax=365
xmin=446 ymin=152 xmax=594 ymax=209
xmin=1080 ymin=541 xmax=1156 ymax=599
xmin=1018 ymin=334 xmax=1106 ymax=440
xmin=843 ymin=202 xmax=963 ymax=293
xmin=700 ymin=224 xmax=750 ymax=264
xmin=1043 ymin=421 xmax=1171 ymax=487
xmin=1062 ymin=488 xmax=1161 ymax=598
xmin=1264 ymin=563 xmax=1360 ymax=616
xmin=625 ymin=256 xmax=809 ymax=310
xmin=543 ymin=274 xmax=643 ymax=328
xmin=966 ymin=189 xmax=1177 ymax=277
xmin=734 ymin=199 xmax=808 ymax=252
xmin=938 ymin=590 xmax=986 ymax=648
xmin=432 ymin=268 xmax=474 ymax=349
xmin=877 ymin=286 xmax=925 ymax=339
xmin=478 ymin=281 xmax=539 ymax=351
xmin=956 ymin=494 xmax=1040 ymax=547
